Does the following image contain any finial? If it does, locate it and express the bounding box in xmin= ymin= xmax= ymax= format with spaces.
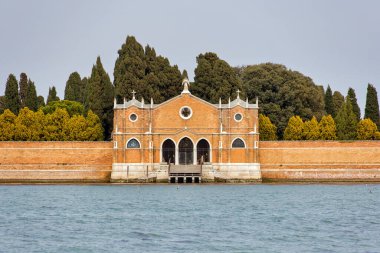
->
xmin=237 ymin=89 xmax=240 ymax=99
xmin=132 ymin=90 xmax=136 ymax=99
xmin=228 ymin=97 xmax=231 ymax=108
xmin=123 ymin=97 xmax=127 ymax=104
xmin=246 ymin=97 xmax=248 ymax=108
xmin=219 ymin=97 xmax=222 ymax=108
xmin=181 ymin=78 xmax=191 ymax=94
xmin=150 ymin=97 xmax=154 ymax=108
xmin=114 ymin=97 xmax=117 ymax=107
xmin=256 ymin=96 xmax=258 ymax=105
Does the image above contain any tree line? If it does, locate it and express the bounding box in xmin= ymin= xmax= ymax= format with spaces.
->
xmin=0 ymin=101 xmax=103 ymax=141
xmin=1 ymin=35 xmax=379 ymax=141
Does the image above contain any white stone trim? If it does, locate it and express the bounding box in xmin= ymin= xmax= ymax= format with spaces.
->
xmin=129 ymin=113 xmax=138 ymax=122
xmin=179 ymin=106 xmax=193 ymax=120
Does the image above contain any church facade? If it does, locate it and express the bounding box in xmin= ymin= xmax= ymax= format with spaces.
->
xmin=111 ymin=80 xmax=261 ymax=183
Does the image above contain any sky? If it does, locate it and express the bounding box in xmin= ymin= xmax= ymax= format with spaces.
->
xmin=0 ymin=0 xmax=379 ymax=113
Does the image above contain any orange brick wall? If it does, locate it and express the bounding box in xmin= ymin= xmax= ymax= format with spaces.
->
xmin=0 ymin=142 xmax=113 ymax=183
xmin=260 ymin=141 xmax=380 ymax=182
xmin=113 ymin=93 xmax=259 ymax=165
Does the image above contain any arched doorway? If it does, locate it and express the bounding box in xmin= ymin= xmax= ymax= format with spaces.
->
xmin=178 ymin=137 xmax=193 ymax=165
xmin=162 ymin=139 xmax=175 ymax=164
xmin=197 ymin=139 xmax=210 ymax=164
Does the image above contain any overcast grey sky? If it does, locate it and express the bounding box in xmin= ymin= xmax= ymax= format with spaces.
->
xmin=0 ymin=0 xmax=379 ymax=112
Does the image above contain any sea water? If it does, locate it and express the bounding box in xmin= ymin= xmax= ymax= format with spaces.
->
xmin=0 ymin=184 xmax=379 ymax=253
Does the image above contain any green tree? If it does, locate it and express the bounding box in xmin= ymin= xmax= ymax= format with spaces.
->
xmin=192 ymin=52 xmax=241 ymax=103
xmin=335 ymin=99 xmax=358 ymax=140
xmin=259 ymin=114 xmax=277 ymax=140
xmin=86 ymin=56 xmax=114 ymax=139
xmin=240 ymin=63 xmax=324 ymax=137
xmin=364 ymin=83 xmax=380 ymax=128
xmin=64 ymin=72 xmax=85 ymax=103
xmin=318 ymin=115 xmax=337 ymax=140
xmin=0 ymin=109 xmax=17 ymax=140
xmin=43 ymin=108 xmax=70 ymax=141
xmin=114 ymin=36 xmax=146 ymax=101
xmin=303 ymin=116 xmax=320 ymax=140
xmin=181 ymin=70 xmax=188 ymax=80
xmin=356 ymin=118 xmax=378 ymax=140
xmin=83 ymin=110 xmax=104 ymax=141
xmin=284 ymin=116 xmax=304 ymax=140
xmin=14 ymin=108 xmax=44 ymax=141
xmin=25 ymin=79 xmax=38 ymax=111
xmin=0 ymin=96 xmax=5 ymax=114
xmin=47 ymin=86 xmax=60 ymax=104
xmin=325 ymin=85 xmax=334 ymax=116
xmin=4 ymin=74 xmax=21 ymax=114
xmin=332 ymin=91 xmax=344 ymax=117
xmin=113 ymin=36 xmax=182 ymax=103
xmin=37 ymin=96 xmax=45 ymax=108
xmin=42 ymin=100 xmax=84 ymax=117
xmin=347 ymin=87 xmax=361 ymax=121
xmin=19 ymin=73 xmax=28 ymax=108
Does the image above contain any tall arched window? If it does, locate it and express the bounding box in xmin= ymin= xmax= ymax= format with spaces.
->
xmin=127 ymin=138 xmax=140 ymax=148
xmin=232 ymin=138 xmax=245 ymax=148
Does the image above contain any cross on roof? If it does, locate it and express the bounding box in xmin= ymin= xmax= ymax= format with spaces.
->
xmin=237 ymin=89 xmax=240 ymax=99
xmin=132 ymin=90 xmax=136 ymax=99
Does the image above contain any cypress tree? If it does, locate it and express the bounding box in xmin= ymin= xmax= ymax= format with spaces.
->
xmin=113 ymin=36 xmax=182 ymax=103
xmin=19 ymin=73 xmax=28 ymax=108
xmin=364 ymin=83 xmax=380 ymax=128
xmin=81 ymin=77 xmax=88 ymax=104
xmin=114 ymin=36 xmax=146 ymax=102
xmin=335 ymin=99 xmax=358 ymax=140
xmin=37 ymin=96 xmax=45 ymax=108
xmin=283 ymin=116 xmax=304 ymax=140
xmin=4 ymin=74 xmax=21 ymax=114
xmin=181 ymin=70 xmax=188 ymax=80
xmin=324 ymin=85 xmax=334 ymax=116
xmin=47 ymin=86 xmax=60 ymax=104
xmin=25 ymin=79 xmax=38 ymax=111
xmin=193 ymin=52 xmax=242 ymax=103
xmin=86 ymin=56 xmax=114 ymax=140
xmin=332 ymin=91 xmax=344 ymax=117
xmin=64 ymin=72 xmax=83 ymax=102
xmin=347 ymin=87 xmax=361 ymax=121
xmin=259 ymin=114 xmax=277 ymax=140
xmin=319 ymin=115 xmax=337 ymax=140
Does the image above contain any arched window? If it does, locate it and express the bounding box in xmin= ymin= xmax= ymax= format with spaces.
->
xmin=232 ymin=138 xmax=245 ymax=148
xmin=127 ymin=138 xmax=140 ymax=148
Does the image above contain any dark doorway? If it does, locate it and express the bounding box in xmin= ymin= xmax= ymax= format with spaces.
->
xmin=162 ymin=139 xmax=175 ymax=164
xmin=179 ymin=137 xmax=193 ymax=165
xmin=197 ymin=139 xmax=210 ymax=164
xmin=186 ymin=177 xmax=193 ymax=183
xmin=177 ymin=177 xmax=184 ymax=183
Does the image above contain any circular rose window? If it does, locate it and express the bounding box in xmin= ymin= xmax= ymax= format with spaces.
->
xmin=179 ymin=106 xmax=192 ymax=120
xmin=129 ymin=113 xmax=138 ymax=122
xmin=234 ymin=113 xmax=243 ymax=122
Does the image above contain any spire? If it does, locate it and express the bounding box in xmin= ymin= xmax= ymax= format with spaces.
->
xmin=219 ymin=97 xmax=222 ymax=108
xmin=150 ymin=97 xmax=154 ymax=108
xmin=181 ymin=78 xmax=191 ymax=94
xmin=246 ymin=97 xmax=249 ymax=108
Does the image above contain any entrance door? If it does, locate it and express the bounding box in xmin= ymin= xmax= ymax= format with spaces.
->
xmin=197 ymin=139 xmax=210 ymax=164
xmin=162 ymin=139 xmax=175 ymax=164
xmin=179 ymin=137 xmax=193 ymax=165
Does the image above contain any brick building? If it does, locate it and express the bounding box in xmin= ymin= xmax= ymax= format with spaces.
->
xmin=111 ymin=79 xmax=261 ymax=183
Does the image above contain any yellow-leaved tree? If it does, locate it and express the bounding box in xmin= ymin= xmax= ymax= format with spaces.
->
xmin=0 ymin=109 xmax=16 ymax=141
xmin=259 ymin=114 xmax=277 ymax=140
xmin=284 ymin=116 xmax=304 ymax=140
xmin=356 ymin=118 xmax=378 ymax=140
xmin=303 ymin=116 xmax=320 ymax=140
xmin=318 ymin=115 xmax=337 ymax=140
xmin=43 ymin=108 xmax=70 ymax=141
xmin=14 ymin=108 xmax=45 ymax=141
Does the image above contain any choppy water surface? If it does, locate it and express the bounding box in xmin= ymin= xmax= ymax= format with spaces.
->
xmin=0 ymin=184 xmax=379 ymax=253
